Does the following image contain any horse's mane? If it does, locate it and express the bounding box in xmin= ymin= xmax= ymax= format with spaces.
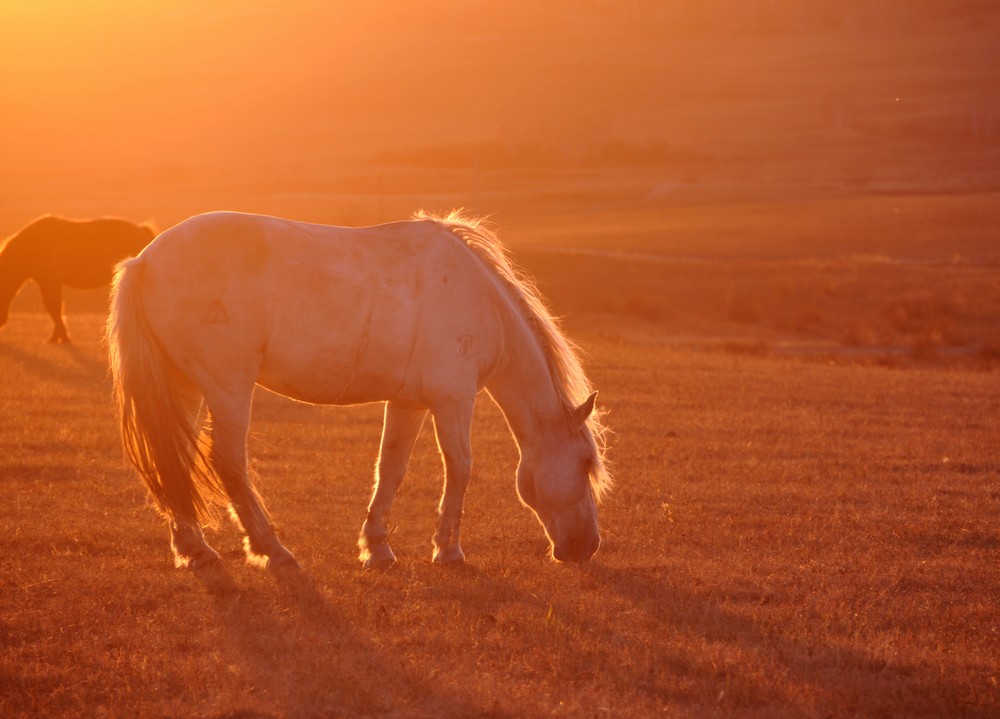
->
xmin=416 ymin=209 xmax=612 ymax=500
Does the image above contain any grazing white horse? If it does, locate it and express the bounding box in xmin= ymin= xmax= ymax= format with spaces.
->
xmin=106 ymin=210 xmax=611 ymax=569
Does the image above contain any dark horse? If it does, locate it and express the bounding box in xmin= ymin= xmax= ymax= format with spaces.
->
xmin=0 ymin=215 xmax=154 ymax=343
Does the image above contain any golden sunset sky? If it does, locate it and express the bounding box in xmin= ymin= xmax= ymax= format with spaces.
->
xmin=2 ymin=2 xmax=996 ymax=227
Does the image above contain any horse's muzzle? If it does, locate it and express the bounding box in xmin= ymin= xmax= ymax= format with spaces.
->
xmin=552 ymin=532 xmax=600 ymax=562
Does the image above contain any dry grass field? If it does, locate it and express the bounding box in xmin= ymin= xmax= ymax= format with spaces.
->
xmin=2 ymin=245 xmax=998 ymax=718
xmin=3 ymin=2 xmax=1000 ymax=717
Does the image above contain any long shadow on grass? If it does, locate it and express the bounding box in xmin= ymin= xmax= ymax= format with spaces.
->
xmin=567 ymin=564 xmax=996 ymax=717
xmin=194 ymin=564 xmax=512 ymax=719
xmin=0 ymin=337 xmax=107 ymax=388
xmin=410 ymin=559 xmax=996 ymax=716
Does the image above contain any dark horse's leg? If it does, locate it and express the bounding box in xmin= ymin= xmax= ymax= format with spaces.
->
xmin=38 ymin=280 xmax=70 ymax=344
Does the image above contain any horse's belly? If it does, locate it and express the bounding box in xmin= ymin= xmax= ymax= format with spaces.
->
xmin=36 ymin=265 xmax=112 ymax=289
xmin=256 ymin=362 xmax=407 ymax=407
xmin=256 ymin=323 xmax=418 ymax=407
xmin=256 ymin=319 xmax=483 ymax=408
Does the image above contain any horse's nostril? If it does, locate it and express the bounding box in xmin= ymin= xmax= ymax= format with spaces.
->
xmin=554 ymin=536 xmax=592 ymax=562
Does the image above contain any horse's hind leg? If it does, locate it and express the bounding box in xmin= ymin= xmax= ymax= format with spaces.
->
xmin=38 ymin=281 xmax=69 ymax=343
xmin=359 ymin=402 xmax=427 ymax=567
xmin=168 ymin=395 xmax=221 ymax=568
xmin=206 ymin=391 xmax=297 ymax=570
xmin=170 ymin=521 xmax=219 ymax=569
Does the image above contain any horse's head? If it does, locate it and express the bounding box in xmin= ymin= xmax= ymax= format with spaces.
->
xmin=0 ymin=244 xmax=20 ymax=330
xmin=517 ymin=392 xmax=602 ymax=562
xmin=0 ymin=272 xmax=26 ymax=330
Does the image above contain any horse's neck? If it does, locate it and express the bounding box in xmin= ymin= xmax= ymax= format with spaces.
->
xmin=486 ymin=318 xmax=565 ymax=453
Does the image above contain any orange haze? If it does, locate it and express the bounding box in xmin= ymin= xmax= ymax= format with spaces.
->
xmin=1 ymin=1 xmax=998 ymax=233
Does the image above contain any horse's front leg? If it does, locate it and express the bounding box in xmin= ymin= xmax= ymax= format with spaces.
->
xmin=430 ymin=398 xmax=474 ymax=564
xmin=38 ymin=280 xmax=69 ymax=343
xmin=359 ymin=402 xmax=427 ymax=568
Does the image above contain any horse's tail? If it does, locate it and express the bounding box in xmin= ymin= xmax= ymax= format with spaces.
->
xmin=106 ymin=257 xmax=225 ymax=526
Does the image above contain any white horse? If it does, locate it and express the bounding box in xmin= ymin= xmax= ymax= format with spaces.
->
xmin=106 ymin=210 xmax=611 ymax=569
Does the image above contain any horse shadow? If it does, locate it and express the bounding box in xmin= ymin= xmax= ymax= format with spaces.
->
xmin=0 ymin=331 xmax=108 ymax=389
xmin=534 ymin=561 xmax=992 ymax=716
xmin=193 ymin=562 xmax=514 ymax=719
xmin=188 ymin=543 xmax=993 ymax=717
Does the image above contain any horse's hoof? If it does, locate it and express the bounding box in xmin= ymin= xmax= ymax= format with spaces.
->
xmin=242 ymin=535 xmax=298 ymax=571
xmin=363 ymin=554 xmax=396 ymax=570
xmin=360 ymin=541 xmax=396 ymax=569
xmin=244 ymin=549 xmax=298 ymax=571
xmin=432 ymin=546 xmax=466 ymax=565
xmin=175 ymin=546 xmax=221 ymax=570
xmin=266 ymin=552 xmax=301 ymax=572
xmin=191 ymin=551 xmax=221 ymax=570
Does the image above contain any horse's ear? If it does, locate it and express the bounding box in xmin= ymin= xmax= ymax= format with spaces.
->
xmin=570 ymin=391 xmax=598 ymax=428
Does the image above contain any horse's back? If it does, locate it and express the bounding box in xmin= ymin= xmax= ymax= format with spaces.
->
xmin=10 ymin=215 xmax=153 ymax=286
xmin=138 ymin=212 xmax=505 ymax=407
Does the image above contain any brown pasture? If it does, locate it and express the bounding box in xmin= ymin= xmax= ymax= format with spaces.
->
xmin=2 ymin=232 xmax=998 ymax=717
xmin=2 ymin=2 xmax=1000 ymax=717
